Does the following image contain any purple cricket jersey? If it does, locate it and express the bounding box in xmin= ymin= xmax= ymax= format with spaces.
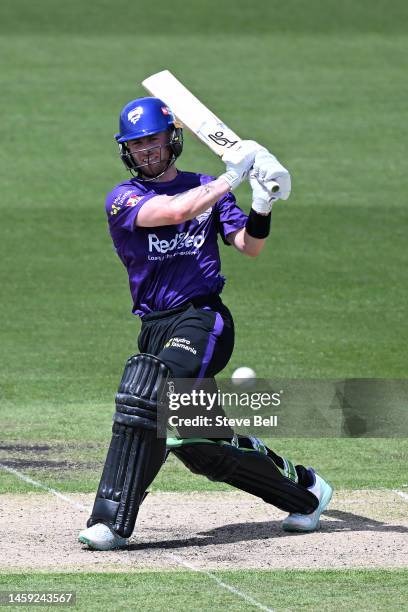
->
xmin=105 ymin=170 xmax=248 ymax=317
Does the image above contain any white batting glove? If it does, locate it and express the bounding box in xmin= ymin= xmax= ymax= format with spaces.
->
xmin=252 ymin=149 xmax=292 ymax=200
xmin=220 ymin=140 xmax=263 ymax=190
xmin=249 ymin=171 xmax=276 ymax=215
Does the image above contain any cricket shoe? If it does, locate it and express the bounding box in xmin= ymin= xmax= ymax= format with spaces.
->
xmin=282 ymin=470 xmax=333 ymax=532
xmin=78 ymin=523 xmax=128 ymax=550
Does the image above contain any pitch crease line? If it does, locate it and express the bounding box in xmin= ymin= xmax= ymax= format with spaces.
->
xmin=168 ymin=553 xmax=274 ymax=612
xmin=0 ymin=463 xmax=90 ymax=512
xmin=0 ymin=463 xmax=274 ymax=610
xmin=2 ymin=463 xmax=404 ymax=607
xmin=393 ymin=489 xmax=408 ymax=502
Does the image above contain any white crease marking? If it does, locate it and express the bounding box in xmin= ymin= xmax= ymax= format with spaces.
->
xmin=393 ymin=489 xmax=408 ymax=502
xmin=0 ymin=463 xmax=274 ymax=610
xmin=0 ymin=463 xmax=90 ymax=512
xmin=168 ymin=553 xmax=274 ymax=612
xmin=2 ymin=463 xmax=407 ymax=608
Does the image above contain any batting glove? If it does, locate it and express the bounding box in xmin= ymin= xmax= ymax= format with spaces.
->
xmin=252 ymin=149 xmax=292 ymax=200
xmin=249 ymin=171 xmax=276 ymax=215
xmin=220 ymin=140 xmax=264 ymax=190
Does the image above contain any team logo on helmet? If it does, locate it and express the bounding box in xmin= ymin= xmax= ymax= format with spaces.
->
xmin=127 ymin=106 xmax=144 ymax=125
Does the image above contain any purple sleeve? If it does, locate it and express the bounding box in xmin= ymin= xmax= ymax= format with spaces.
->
xmin=215 ymin=192 xmax=248 ymax=245
xmin=105 ymin=186 xmax=156 ymax=232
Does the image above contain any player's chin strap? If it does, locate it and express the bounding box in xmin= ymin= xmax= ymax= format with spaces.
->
xmin=167 ymin=435 xmax=319 ymax=514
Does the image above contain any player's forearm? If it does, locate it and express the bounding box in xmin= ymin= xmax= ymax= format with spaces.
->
xmin=230 ymin=227 xmax=267 ymax=257
xmin=170 ymin=176 xmax=230 ymax=223
xmin=242 ymin=231 xmax=267 ymax=257
xmin=136 ymin=177 xmax=231 ymax=227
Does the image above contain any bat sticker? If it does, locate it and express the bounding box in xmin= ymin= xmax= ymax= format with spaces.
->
xmin=207 ymin=131 xmax=239 ymax=148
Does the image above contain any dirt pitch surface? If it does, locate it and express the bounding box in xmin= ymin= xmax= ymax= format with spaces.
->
xmin=1 ymin=491 xmax=407 ymax=571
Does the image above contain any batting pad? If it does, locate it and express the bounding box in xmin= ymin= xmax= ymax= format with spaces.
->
xmin=172 ymin=438 xmax=319 ymax=514
xmin=88 ymin=354 xmax=170 ymax=537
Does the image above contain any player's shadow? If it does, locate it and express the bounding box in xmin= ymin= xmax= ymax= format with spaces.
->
xmin=323 ymin=509 xmax=408 ymax=534
xmin=128 ymin=510 xmax=408 ymax=551
xmin=128 ymin=520 xmax=284 ymax=550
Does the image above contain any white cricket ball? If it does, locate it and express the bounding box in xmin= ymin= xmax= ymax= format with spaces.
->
xmin=231 ymin=366 xmax=256 ymax=386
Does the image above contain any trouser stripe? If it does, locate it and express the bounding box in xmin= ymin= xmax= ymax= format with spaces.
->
xmin=198 ymin=312 xmax=224 ymax=378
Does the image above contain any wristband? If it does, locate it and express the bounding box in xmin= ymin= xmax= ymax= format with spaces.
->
xmin=245 ymin=208 xmax=271 ymax=239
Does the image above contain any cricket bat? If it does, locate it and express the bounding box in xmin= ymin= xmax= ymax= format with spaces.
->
xmin=142 ymin=70 xmax=279 ymax=192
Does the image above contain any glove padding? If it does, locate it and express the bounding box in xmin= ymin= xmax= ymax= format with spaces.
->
xmin=252 ymin=149 xmax=291 ymax=201
xmin=220 ymin=140 xmax=264 ymax=190
xmin=249 ymin=171 xmax=276 ymax=215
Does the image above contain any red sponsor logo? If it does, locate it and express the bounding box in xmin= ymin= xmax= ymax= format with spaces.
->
xmin=161 ymin=106 xmax=170 ymax=115
xmin=125 ymin=195 xmax=142 ymax=207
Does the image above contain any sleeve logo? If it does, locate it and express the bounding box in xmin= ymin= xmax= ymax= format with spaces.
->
xmin=125 ymin=195 xmax=142 ymax=207
xmin=110 ymin=192 xmax=142 ymax=215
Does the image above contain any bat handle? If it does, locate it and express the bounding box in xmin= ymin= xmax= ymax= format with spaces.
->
xmin=250 ymin=169 xmax=280 ymax=194
xmin=256 ymin=177 xmax=280 ymax=193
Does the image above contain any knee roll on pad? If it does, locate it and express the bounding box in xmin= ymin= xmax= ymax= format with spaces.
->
xmin=88 ymin=354 xmax=170 ymax=537
xmin=172 ymin=437 xmax=318 ymax=514
xmin=115 ymin=353 xmax=169 ymax=429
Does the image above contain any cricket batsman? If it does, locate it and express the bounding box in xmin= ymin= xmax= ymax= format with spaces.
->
xmin=79 ymin=97 xmax=333 ymax=550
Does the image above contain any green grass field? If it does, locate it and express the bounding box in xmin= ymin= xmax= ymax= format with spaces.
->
xmin=1 ymin=570 xmax=407 ymax=611
xmin=1 ymin=1 xmax=407 ymax=609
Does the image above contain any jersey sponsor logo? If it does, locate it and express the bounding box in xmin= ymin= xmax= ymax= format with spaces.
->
xmin=164 ymin=337 xmax=197 ymax=355
xmin=127 ymin=106 xmax=143 ymax=125
xmin=148 ymin=231 xmax=205 ymax=254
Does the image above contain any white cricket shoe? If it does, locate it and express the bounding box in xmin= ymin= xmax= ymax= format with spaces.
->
xmin=282 ymin=470 xmax=333 ymax=532
xmin=78 ymin=523 xmax=128 ymax=550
